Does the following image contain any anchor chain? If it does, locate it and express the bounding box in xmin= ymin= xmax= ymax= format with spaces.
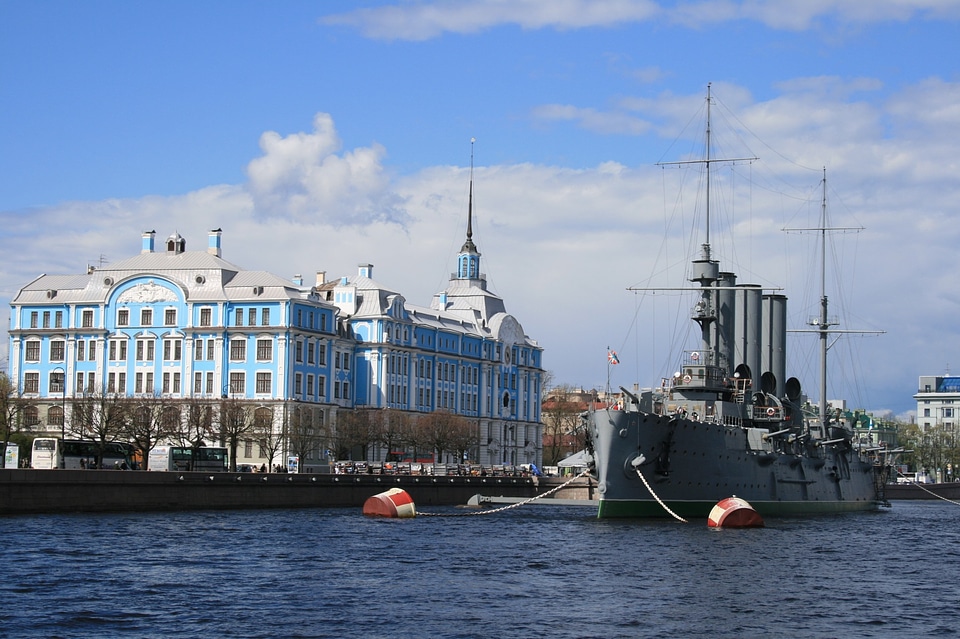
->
xmin=635 ymin=467 xmax=688 ymax=523
xmin=418 ymin=469 xmax=592 ymax=517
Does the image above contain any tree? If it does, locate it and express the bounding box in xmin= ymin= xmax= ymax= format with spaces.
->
xmin=218 ymin=397 xmax=254 ymax=472
xmin=287 ymin=404 xmax=327 ymax=470
xmin=122 ymin=394 xmax=180 ymax=470
xmin=0 ymin=373 xmax=31 ymax=468
xmin=251 ymin=406 xmax=281 ymax=471
xmin=72 ymin=387 xmax=129 ymax=468
xmin=334 ymin=409 xmax=381 ymax=461
xmin=541 ymin=385 xmax=588 ymax=466
xmin=379 ymin=409 xmax=411 ymax=461
xmin=418 ymin=410 xmax=476 ymax=466
xmin=177 ymin=396 xmax=217 ymax=449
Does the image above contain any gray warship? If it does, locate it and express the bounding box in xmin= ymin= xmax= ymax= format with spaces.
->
xmin=585 ymin=86 xmax=890 ymax=519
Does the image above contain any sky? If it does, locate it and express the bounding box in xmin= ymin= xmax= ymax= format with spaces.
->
xmin=2 ymin=0 xmax=959 ymax=420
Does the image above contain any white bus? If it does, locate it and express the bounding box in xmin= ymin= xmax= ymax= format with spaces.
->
xmin=148 ymin=445 xmax=228 ymax=472
xmin=31 ymin=437 xmax=137 ymax=470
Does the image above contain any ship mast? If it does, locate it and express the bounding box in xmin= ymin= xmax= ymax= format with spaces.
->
xmin=815 ymin=169 xmax=834 ymax=427
xmin=788 ymin=169 xmax=880 ymax=430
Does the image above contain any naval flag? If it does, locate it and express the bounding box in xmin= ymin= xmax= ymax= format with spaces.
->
xmin=607 ymin=350 xmax=620 ymax=365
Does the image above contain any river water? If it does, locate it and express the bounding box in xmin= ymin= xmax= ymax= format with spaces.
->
xmin=2 ymin=500 xmax=958 ymax=638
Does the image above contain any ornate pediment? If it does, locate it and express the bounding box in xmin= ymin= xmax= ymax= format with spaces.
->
xmin=117 ymin=280 xmax=178 ymax=304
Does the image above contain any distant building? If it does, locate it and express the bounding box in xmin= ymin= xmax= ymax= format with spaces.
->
xmin=914 ymin=375 xmax=960 ymax=431
xmin=9 ymin=195 xmax=543 ymax=469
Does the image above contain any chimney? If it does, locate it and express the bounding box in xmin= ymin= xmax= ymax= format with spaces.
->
xmin=358 ymin=264 xmax=373 ymax=278
xmin=208 ymin=228 xmax=222 ymax=257
xmin=315 ymin=271 xmax=326 ymax=287
xmin=141 ymin=230 xmax=156 ymax=254
xmin=292 ymin=274 xmax=303 ymax=286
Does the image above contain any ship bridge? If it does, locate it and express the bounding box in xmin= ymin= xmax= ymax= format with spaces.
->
xmin=671 ymin=350 xmax=730 ymax=392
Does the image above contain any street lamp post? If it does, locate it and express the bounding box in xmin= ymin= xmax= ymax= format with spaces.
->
xmin=52 ymin=366 xmax=66 ymax=468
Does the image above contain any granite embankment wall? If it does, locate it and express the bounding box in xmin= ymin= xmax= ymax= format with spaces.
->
xmin=0 ymin=469 xmax=543 ymax=515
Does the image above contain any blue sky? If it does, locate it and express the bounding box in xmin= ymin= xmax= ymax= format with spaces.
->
xmin=2 ymin=0 xmax=959 ymax=419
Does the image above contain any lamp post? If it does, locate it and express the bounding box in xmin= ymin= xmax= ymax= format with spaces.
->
xmin=53 ymin=366 xmax=67 ymax=468
xmin=52 ymin=366 xmax=66 ymax=468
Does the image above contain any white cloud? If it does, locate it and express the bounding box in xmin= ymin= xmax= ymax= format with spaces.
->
xmin=245 ymin=113 xmax=409 ymax=227
xmin=319 ymin=0 xmax=960 ymax=40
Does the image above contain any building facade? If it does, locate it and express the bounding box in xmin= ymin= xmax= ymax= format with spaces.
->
xmin=914 ymin=375 xmax=960 ymax=432
xmin=9 ymin=219 xmax=543 ymax=469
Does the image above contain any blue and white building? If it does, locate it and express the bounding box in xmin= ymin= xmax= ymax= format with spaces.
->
xmin=9 ymin=214 xmax=543 ymax=468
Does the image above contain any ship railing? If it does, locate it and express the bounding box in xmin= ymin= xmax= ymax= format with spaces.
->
xmin=752 ymin=405 xmax=783 ymax=421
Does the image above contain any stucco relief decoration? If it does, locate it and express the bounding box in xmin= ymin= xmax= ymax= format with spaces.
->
xmin=117 ymin=280 xmax=178 ymax=304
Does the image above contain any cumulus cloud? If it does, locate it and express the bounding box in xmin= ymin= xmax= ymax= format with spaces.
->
xmin=245 ymin=113 xmax=409 ymax=227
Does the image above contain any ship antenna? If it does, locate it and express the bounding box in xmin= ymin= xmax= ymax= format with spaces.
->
xmin=704 ymin=83 xmax=712 ymax=260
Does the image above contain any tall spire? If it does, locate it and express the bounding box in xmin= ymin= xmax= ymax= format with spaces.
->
xmin=461 ymin=137 xmax=477 ymax=254
xmin=457 ymin=137 xmax=481 ymax=280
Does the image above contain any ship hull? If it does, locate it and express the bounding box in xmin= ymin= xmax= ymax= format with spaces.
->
xmin=589 ymin=408 xmax=882 ymax=519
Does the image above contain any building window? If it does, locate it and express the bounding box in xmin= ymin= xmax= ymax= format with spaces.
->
xmin=49 ymin=371 xmax=65 ymax=394
xmin=235 ymin=309 xmax=243 ymax=326
xmin=163 ymin=339 xmax=182 ymax=361
xmin=244 ymin=439 xmax=253 ymax=457
xmin=141 ymin=309 xmax=152 ymax=326
xmin=109 ymin=339 xmax=127 ymax=361
xmin=200 ymin=307 xmax=212 ymax=327
xmin=295 ymin=341 xmax=303 ymax=363
xmin=195 ymin=340 xmax=203 ymax=361
xmin=24 ymin=372 xmax=39 ymax=394
xmin=262 ymin=308 xmax=270 ymax=326
xmin=163 ymin=373 xmax=170 ymax=393
xmin=136 ymin=339 xmax=155 ymax=361
xmin=295 ymin=373 xmax=303 ymax=395
xmin=318 ymin=376 xmax=326 ymax=398
xmin=307 ymin=342 xmax=315 ymax=364
xmin=306 ymin=374 xmax=314 ymax=398
xmin=319 ymin=343 xmax=327 ymax=366
xmin=230 ymin=372 xmax=244 ymax=395
xmin=256 ymin=339 xmax=273 ymax=362
xmin=30 ymin=311 xmax=38 ymax=328
xmin=50 ymin=340 xmax=65 ymax=362
xmin=117 ymin=309 xmax=129 ymax=326
xmin=206 ymin=372 xmax=213 ymax=395
xmin=79 ymin=309 xmax=92 ymax=328
xmin=256 ymin=372 xmax=271 ymax=394
xmin=24 ymin=406 xmax=40 ymax=426
xmin=25 ymin=340 xmax=40 ymax=362
xmin=194 ymin=372 xmax=203 ymax=394
xmin=85 ymin=372 xmax=95 ymax=393
xmin=248 ymin=308 xmax=257 ymax=326
xmin=207 ymin=339 xmax=214 ymax=360
xmin=77 ymin=339 xmax=85 ymax=361
xmin=42 ymin=311 xmax=50 ymax=328
xmin=164 ymin=309 xmax=176 ymax=326
xmin=342 ymin=381 xmax=350 ymax=399
xmin=230 ymin=340 xmax=246 ymax=361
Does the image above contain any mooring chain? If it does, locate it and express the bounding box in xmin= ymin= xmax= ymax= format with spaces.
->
xmin=635 ymin=467 xmax=688 ymax=523
xmin=895 ymin=468 xmax=960 ymax=507
xmin=417 ymin=469 xmax=592 ymax=517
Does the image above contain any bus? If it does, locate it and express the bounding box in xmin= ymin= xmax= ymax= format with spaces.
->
xmin=148 ymin=445 xmax=228 ymax=472
xmin=31 ymin=438 xmax=137 ymax=470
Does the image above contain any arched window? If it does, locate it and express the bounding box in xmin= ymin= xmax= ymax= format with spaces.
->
xmin=47 ymin=405 xmax=64 ymax=426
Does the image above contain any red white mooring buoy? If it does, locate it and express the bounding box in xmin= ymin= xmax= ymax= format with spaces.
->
xmin=362 ymin=488 xmax=417 ymax=518
xmin=707 ymin=496 xmax=764 ymax=528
